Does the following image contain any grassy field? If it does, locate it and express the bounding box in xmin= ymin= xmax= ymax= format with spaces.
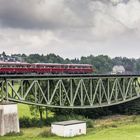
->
xmin=2 ymin=119 xmax=140 ymax=140
xmin=2 ymin=113 xmax=140 ymax=140
xmin=2 ymin=103 xmax=140 ymax=140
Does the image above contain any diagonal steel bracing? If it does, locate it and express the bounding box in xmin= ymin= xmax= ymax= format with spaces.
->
xmin=0 ymin=75 xmax=140 ymax=108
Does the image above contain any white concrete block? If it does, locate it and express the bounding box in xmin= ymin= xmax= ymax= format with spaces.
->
xmin=0 ymin=103 xmax=20 ymax=136
xmin=51 ymin=120 xmax=86 ymax=137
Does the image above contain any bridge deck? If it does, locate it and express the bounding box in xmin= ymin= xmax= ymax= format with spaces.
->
xmin=0 ymin=74 xmax=140 ymax=79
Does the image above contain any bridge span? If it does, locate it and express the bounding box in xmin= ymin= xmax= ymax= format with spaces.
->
xmin=0 ymin=74 xmax=140 ymax=108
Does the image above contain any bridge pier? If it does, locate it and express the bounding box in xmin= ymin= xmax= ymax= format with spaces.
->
xmin=0 ymin=102 xmax=20 ymax=136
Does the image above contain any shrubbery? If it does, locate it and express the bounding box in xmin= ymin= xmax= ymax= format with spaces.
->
xmin=19 ymin=117 xmax=46 ymax=128
xmin=19 ymin=114 xmax=94 ymax=128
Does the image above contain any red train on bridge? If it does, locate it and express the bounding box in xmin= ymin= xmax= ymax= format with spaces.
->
xmin=0 ymin=62 xmax=93 ymax=74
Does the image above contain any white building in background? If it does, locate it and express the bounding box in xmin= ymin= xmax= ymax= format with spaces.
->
xmin=51 ymin=120 xmax=86 ymax=137
xmin=112 ymin=65 xmax=125 ymax=74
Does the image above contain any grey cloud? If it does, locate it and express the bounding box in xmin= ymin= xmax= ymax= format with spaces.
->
xmin=0 ymin=0 xmax=58 ymax=29
xmin=0 ymin=0 xmax=140 ymax=58
xmin=0 ymin=0 xmax=139 ymax=37
xmin=0 ymin=0 xmax=134 ymax=30
xmin=0 ymin=0 xmax=92 ymax=29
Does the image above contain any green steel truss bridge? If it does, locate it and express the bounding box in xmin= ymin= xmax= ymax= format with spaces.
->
xmin=0 ymin=74 xmax=140 ymax=108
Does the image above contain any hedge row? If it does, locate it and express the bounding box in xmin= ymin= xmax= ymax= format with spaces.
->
xmin=19 ymin=114 xmax=94 ymax=128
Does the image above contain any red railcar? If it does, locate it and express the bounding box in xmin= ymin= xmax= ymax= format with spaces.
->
xmin=0 ymin=62 xmax=93 ymax=74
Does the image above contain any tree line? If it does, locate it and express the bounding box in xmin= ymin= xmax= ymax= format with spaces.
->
xmin=9 ymin=53 xmax=140 ymax=74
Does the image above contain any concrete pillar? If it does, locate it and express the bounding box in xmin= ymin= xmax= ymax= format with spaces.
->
xmin=0 ymin=103 xmax=20 ymax=136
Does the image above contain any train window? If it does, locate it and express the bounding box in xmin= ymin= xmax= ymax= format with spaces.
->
xmin=59 ymin=65 xmax=61 ymax=68
xmin=69 ymin=65 xmax=72 ymax=68
xmin=60 ymin=65 xmax=63 ymax=68
xmin=61 ymin=65 xmax=64 ymax=68
xmin=5 ymin=65 xmax=8 ymax=68
xmin=64 ymin=65 xmax=68 ymax=69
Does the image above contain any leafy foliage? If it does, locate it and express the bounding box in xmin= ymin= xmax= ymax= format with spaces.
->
xmin=19 ymin=114 xmax=94 ymax=128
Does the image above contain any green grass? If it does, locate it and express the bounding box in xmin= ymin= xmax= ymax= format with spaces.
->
xmin=1 ymin=115 xmax=140 ymax=140
xmin=2 ymin=122 xmax=140 ymax=140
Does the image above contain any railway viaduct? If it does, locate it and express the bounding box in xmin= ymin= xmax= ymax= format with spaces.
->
xmin=0 ymin=74 xmax=140 ymax=135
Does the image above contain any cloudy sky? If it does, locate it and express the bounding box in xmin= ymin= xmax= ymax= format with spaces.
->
xmin=0 ymin=0 xmax=140 ymax=58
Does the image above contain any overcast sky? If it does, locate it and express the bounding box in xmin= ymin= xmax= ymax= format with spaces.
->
xmin=0 ymin=0 xmax=140 ymax=58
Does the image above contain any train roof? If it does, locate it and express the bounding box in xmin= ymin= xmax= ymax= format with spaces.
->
xmin=0 ymin=62 xmax=92 ymax=67
xmin=66 ymin=64 xmax=92 ymax=66
xmin=0 ymin=61 xmax=31 ymax=65
xmin=34 ymin=63 xmax=61 ymax=65
xmin=34 ymin=63 xmax=92 ymax=66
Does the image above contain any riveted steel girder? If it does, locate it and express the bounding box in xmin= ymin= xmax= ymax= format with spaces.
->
xmin=0 ymin=75 xmax=140 ymax=108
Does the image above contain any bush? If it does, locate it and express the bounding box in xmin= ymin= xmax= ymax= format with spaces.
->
xmin=19 ymin=116 xmax=46 ymax=128
xmin=86 ymin=119 xmax=94 ymax=128
xmin=20 ymin=114 xmax=94 ymax=128
xmin=19 ymin=117 xmax=31 ymax=128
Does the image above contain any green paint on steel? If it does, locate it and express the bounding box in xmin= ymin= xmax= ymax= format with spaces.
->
xmin=0 ymin=75 xmax=140 ymax=108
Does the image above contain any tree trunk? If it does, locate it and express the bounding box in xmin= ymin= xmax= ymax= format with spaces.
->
xmin=45 ymin=107 xmax=47 ymax=120
xmin=39 ymin=107 xmax=43 ymax=122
